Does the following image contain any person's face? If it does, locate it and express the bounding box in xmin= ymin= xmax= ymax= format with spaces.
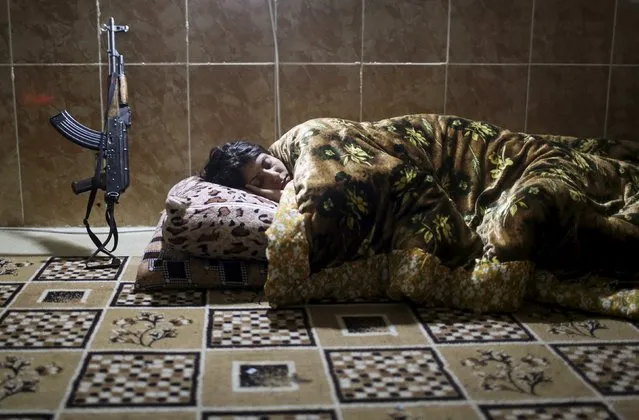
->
xmin=243 ymin=153 xmax=291 ymax=191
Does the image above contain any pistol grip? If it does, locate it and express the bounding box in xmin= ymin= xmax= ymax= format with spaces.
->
xmin=72 ymin=177 xmax=95 ymax=195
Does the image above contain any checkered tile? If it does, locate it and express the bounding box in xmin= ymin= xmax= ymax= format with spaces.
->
xmin=0 ymin=309 xmax=100 ymax=348
xmin=42 ymin=290 xmax=87 ymax=303
xmin=202 ymin=410 xmax=337 ymax=420
xmin=33 ymin=257 xmax=127 ymax=281
xmin=0 ymin=283 xmax=23 ymax=307
xmin=111 ymin=283 xmax=206 ymax=307
xmin=67 ymin=352 xmax=199 ymax=407
xmin=552 ymin=343 xmax=639 ymax=395
xmin=310 ymin=297 xmax=392 ymax=305
xmin=208 ymin=309 xmax=315 ymax=347
xmin=480 ymin=402 xmax=619 ymax=420
xmin=325 ymin=348 xmax=463 ymax=402
xmin=416 ymin=307 xmax=534 ymax=343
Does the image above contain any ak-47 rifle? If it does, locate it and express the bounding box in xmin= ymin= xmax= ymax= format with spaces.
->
xmin=50 ymin=17 xmax=131 ymax=269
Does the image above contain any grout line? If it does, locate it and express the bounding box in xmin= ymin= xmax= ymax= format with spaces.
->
xmin=304 ymin=306 xmax=344 ymax=420
xmin=189 ymin=61 xmax=274 ymax=66
xmin=275 ymin=0 xmax=281 ymax=138
xmin=268 ymin=0 xmax=281 ymax=140
xmin=53 ymin=298 xmax=118 ymax=419
xmin=406 ymin=306 xmax=484 ymax=419
xmin=448 ymin=62 xmax=528 ymax=66
xmin=186 ymin=0 xmax=192 ymax=176
xmin=524 ymin=0 xmax=536 ymax=133
xmin=603 ymin=0 xmax=619 ymax=139
xmin=442 ymin=0 xmax=452 ymax=114
xmin=360 ymin=61 xmax=446 ymax=66
xmin=527 ymin=62 xmax=611 ymax=67
xmin=96 ymin=0 xmax=104 ymax=129
xmin=7 ymin=62 xmax=106 ymax=66
xmin=279 ymin=61 xmax=362 ymax=66
xmin=1 ymin=61 xmax=633 ymax=67
xmin=7 ymin=0 xmax=24 ymax=226
xmin=197 ymin=307 xmax=206 ymax=420
xmin=359 ymin=0 xmax=365 ymax=121
xmin=271 ymin=0 xmax=278 ymax=142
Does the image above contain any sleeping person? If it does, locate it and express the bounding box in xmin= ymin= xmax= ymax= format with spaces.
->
xmin=202 ymin=141 xmax=290 ymax=204
xmin=200 ymin=114 xmax=639 ymax=283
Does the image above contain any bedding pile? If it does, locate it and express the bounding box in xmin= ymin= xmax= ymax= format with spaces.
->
xmin=265 ymin=114 xmax=639 ymax=319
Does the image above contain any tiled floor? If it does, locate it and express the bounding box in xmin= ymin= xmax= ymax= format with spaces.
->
xmin=0 ymin=255 xmax=638 ymax=419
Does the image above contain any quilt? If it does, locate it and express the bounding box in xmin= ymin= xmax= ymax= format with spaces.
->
xmin=265 ymin=114 xmax=639 ymax=319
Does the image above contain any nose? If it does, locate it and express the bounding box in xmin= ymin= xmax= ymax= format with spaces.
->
xmin=265 ymin=168 xmax=282 ymax=187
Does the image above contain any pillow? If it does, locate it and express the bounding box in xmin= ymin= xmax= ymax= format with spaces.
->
xmin=135 ymin=211 xmax=268 ymax=291
xmin=162 ymin=176 xmax=277 ymax=260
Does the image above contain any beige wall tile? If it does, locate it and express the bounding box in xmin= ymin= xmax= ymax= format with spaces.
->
xmin=532 ymin=0 xmax=615 ymax=64
xmin=277 ymin=0 xmax=361 ymax=62
xmin=100 ymin=0 xmax=186 ymax=63
xmin=527 ymin=66 xmax=608 ymax=137
xmin=364 ymin=0 xmax=448 ymax=63
xmin=0 ymin=67 xmax=21 ymax=226
xmin=11 ymin=0 xmax=98 ymax=63
xmin=189 ymin=0 xmax=274 ymax=63
xmin=279 ymin=65 xmax=360 ymax=133
xmin=449 ymin=0 xmax=533 ymax=63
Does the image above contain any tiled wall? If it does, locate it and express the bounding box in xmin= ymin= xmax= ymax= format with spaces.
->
xmin=1 ymin=0 xmax=638 ymax=227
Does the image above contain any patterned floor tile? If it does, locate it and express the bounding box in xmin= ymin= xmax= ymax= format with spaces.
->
xmin=59 ymin=412 xmax=196 ymax=420
xmin=611 ymin=398 xmax=639 ymax=420
xmin=111 ymin=283 xmax=206 ymax=307
xmin=206 ymin=289 xmax=268 ymax=308
xmin=308 ymin=304 xmax=429 ymax=347
xmin=415 ymin=307 xmax=535 ymax=343
xmin=33 ymin=257 xmax=127 ymax=281
xmin=0 ymin=256 xmax=46 ymax=282
xmin=207 ymin=308 xmax=315 ymax=348
xmin=202 ymin=410 xmax=337 ymax=420
xmin=479 ymin=402 xmax=620 ymax=420
xmin=551 ymin=343 xmax=639 ymax=396
xmin=9 ymin=282 xmax=115 ymax=308
xmin=203 ymin=349 xmax=332 ymax=407
xmin=119 ymin=256 xmax=142 ymax=282
xmin=340 ymin=405 xmax=481 ymax=420
xmin=0 ymin=351 xmax=83 ymax=410
xmin=91 ymin=308 xmax=205 ymax=350
xmin=325 ymin=347 xmax=463 ymax=403
xmin=516 ymin=304 xmax=639 ymax=342
xmin=66 ymin=352 xmax=199 ymax=407
xmin=0 ymin=309 xmax=101 ymax=349
xmin=438 ymin=344 xmax=596 ymax=400
xmin=0 ymin=283 xmax=23 ymax=307
xmin=308 ymin=297 xmax=393 ymax=305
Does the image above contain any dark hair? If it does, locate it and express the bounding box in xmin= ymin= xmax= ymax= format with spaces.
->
xmin=200 ymin=140 xmax=267 ymax=189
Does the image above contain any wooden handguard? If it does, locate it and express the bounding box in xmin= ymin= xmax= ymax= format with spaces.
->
xmin=119 ymin=74 xmax=128 ymax=105
xmin=108 ymin=83 xmax=120 ymax=118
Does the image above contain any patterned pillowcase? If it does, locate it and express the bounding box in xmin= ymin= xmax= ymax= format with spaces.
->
xmin=162 ymin=176 xmax=278 ymax=260
xmin=135 ymin=211 xmax=268 ymax=291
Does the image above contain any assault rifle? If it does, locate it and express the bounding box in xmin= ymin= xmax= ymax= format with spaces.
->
xmin=50 ymin=17 xmax=131 ymax=269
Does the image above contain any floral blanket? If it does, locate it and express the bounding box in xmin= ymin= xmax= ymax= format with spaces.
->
xmin=265 ymin=114 xmax=639 ymax=319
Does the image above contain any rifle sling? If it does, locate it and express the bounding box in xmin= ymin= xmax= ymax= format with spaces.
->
xmin=83 ymin=74 xmax=121 ymax=270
